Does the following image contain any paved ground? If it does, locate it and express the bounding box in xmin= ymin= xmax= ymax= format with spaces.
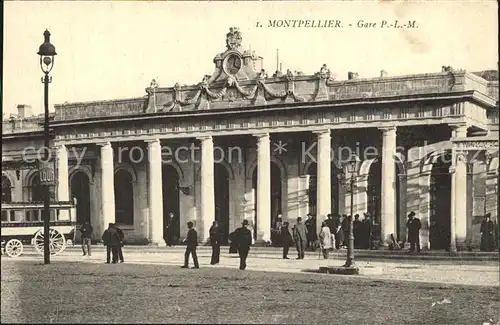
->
xmin=3 ymin=247 xmax=499 ymax=287
xmin=1 ymin=257 xmax=499 ymax=324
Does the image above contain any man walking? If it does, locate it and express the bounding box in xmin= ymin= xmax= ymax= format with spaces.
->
xmin=101 ymin=223 xmax=120 ymax=264
xmin=234 ymin=220 xmax=252 ymax=270
xmin=406 ymin=211 xmax=421 ymax=253
xmin=80 ymin=220 xmax=93 ymax=257
xmin=181 ymin=221 xmax=199 ymax=269
xmin=113 ymin=223 xmax=125 ymax=263
xmin=209 ymin=220 xmax=221 ymax=265
xmin=293 ymin=217 xmax=308 ymax=259
xmin=281 ymin=221 xmax=293 ymax=259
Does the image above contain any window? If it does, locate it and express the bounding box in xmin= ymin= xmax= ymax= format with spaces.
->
xmin=114 ymin=169 xmax=134 ymax=225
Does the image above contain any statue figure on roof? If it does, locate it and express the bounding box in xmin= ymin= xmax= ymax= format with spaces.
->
xmin=226 ymin=27 xmax=243 ymax=50
xmin=442 ymin=65 xmax=454 ymax=72
xmin=318 ymin=64 xmax=331 ymax=79
xmin=257 ymin=69 xmax=268 ymax=80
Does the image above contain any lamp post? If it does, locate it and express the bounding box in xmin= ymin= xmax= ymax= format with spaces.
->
xmin=340 ymin=157 xmax=359 ymax=268
xmin=38 ymin=29 xmax=57 ymax=264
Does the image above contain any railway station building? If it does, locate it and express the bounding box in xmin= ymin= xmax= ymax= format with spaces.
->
xmin=2 ymin=27 xmax=499 ymax=250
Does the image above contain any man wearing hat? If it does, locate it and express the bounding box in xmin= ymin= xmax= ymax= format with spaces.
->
xmin=480 ymin=213 xmax=495 ymax=252
xmin=362 ymin=213 xmax=373 ymax=249
xmin=233 ymin=220 xmax=253 ymax=270
xmin=101 ymin=223 xmax=120 ymax=264
xmin=293 ymin=217 xmax=308 ymax=259
xmin=406 ymin=211 xmax=421 ymax=253
xmin=181 ymin=221 xmax=199 ymax=269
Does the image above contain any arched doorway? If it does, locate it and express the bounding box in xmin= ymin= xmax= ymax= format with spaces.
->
xmin=429 ymin=153 xmax=452 ymax=250
xmin=1 ymin=175 xmax=12 ymax=203
xmin=306 ymin=163 xmax=342 ymax=217
xmin=214 ymin=163 xmax=230 ymax=245
xmin=70 ymin=171 xmax=91 ymax=225
xmin=367 ymin=161 xmax=381 ymax=223
xmin=28 ymin=173 xmax=44 ymax=221
xmin=114 ymin=169 xmax=134 ymax=225
xmin=1 ymin=175 xmax=12 ymax=222
xmin=251 ymin=162 xmax=282 ymax=240
xmin=30 ymin=173 xmax=44 ymax=202
xmin=162 ymin=165 xmax=180 ymax=243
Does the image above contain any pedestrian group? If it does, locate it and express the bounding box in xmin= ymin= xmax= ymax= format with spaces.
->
xmin=77 ymin=209 xmax=497 ymax=268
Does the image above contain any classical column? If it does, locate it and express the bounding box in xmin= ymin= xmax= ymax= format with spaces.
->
xmin=98 ymin=142 xmax=115 ymax=231
xmin=199 ymin=136 xmax=215 ymax=243
xmin=450 ymin=123 xmax=468 ymax=251
xmin=451 ymin=150 xmax=468 ymax=251
xmin=380 ymin=126 xmax=397 ymax=245
xmin=147 ymin=139 xmax=164 ymax=246
xmin=56 ymin=144 xmax=70 ymax=221
xmin=255 ymin=133 xmax=271 ymax=245
xmin=315 ymin=129 xmax=331 ymax=235
xmin=451 ymin=123 xmax=468 ymax=138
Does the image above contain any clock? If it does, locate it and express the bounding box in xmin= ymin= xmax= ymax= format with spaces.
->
xmin=223 ymin=53 xmax=242 ymax=75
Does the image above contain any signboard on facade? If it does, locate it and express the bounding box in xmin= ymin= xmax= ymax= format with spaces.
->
xmin=39 ymin=162 xmax=55 ymax=186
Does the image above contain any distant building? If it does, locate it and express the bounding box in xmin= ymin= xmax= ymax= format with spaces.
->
xmin=2 ymin=27 xmax=498 ymax=250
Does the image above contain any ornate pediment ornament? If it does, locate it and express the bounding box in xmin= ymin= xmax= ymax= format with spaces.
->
xmin=283 ymin=69 xmax=305 ymax=102
xmin=226 ymin=27 xmax=243 ymax=50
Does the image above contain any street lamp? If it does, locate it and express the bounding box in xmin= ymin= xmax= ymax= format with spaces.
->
xmin=339 ymin=157 xmax=359 ymax=268
xmin=38 ymin=29 xmax=57 ymax=264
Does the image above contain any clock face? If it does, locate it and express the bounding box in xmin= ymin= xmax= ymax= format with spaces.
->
xmin=224 ymin=54 xmax=242 ymax=75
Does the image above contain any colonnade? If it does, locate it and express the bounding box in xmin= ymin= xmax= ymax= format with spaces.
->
xmin=53 ymin=124 xmax=474 ymax=249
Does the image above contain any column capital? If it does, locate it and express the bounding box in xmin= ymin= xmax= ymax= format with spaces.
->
xmin=456 ymin=151 xmax=468 ymax=164
xmin=254 ymin=133 xmax=270 ymax=140
xmin=197 ymin=135 xmax=213 ymax=142
xmin=56 ymin=144 xmax=67 ymax=150
xmin=313 ymin=129 xmax=331 ymax=136
xmin=145 ymin=139 xmax=161 ymax=144
xmin=449 ymin=122 xmax=468 ymax=130
xmin=379 ymin=126 xmax=397 ymax=134
xmin=96 ymin=141 xmax=112 ymax=148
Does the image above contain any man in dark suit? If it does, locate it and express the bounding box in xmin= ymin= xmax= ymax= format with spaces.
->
xmin=234 ymin=220 xmax=252 ymax=270
xmin=181 ymin=221 xmax=199 ymax=269
xmin=325 ymin=214 xmax=335 ymax=233
xmin=101 ymin=223 xmax=120 ymax=264
xmin=112 ymin=223 xmax=125 ymax=263
xmin=80 ymin=220 xmax=93 ymax=257
xmin=406 ymin=211 xmax=421 ymax=253
xmin=209 ymin=221 xmax=221 ymax=265
xmin=362 ymin=213 xmax=373 ymax=249
xmin=281 ymin=221 xmax=293 ymax=259
xmin=293 ymin=217 xmax=308 ymax=259
xmin=353 ymin=214 xmax=361 ymax=249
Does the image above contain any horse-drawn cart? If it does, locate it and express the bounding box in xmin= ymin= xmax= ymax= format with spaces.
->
xmin=1 ymin=201 xmax=76 ymax=257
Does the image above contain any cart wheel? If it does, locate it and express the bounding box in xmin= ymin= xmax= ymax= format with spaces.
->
xmin=34 ymin=229 xmax=67 ymax=255
xmin=5 ymin=239 xmax=24 ymax=257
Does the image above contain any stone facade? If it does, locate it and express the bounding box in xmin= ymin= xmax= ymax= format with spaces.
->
xmin=2 ymin=27 xmax=499 ymax=250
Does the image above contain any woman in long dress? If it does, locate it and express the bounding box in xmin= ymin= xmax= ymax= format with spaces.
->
xmin=318 ymin=221 xmax=333 ymax=259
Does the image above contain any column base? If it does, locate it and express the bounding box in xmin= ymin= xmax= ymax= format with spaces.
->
xmin=456 ymin=241 xmax=469 ymax=252
xmin=319 ymin=266 xmax=360 ymax=275
xmin=149 ymin=240 xmax=167 ymax=247
xmin=253 ymin=239 xmax=270 ymax=247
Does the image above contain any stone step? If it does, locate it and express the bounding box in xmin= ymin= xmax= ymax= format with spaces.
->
xmin=17 ymin=245 xmax=499 ymax=261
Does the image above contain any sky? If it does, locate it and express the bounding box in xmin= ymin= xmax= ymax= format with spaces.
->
xmin=3 ymin=1 xmax=498 ymax=116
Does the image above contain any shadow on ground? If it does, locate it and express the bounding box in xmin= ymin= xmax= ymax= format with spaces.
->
xmin=1 ymin=260 xmax=498 ymax=324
